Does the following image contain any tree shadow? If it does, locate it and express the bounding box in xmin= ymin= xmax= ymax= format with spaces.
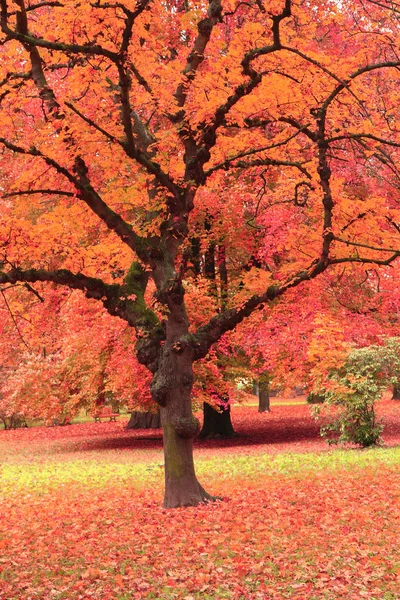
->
xmin=71 ymin=415 xmax=321 ymax=453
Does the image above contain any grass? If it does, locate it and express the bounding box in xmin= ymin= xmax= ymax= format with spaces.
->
xmin=0 ymin=402 xmax=399 ymax=599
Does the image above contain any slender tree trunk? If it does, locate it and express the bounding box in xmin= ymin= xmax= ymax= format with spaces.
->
xmin=254 ymin=373 xmax=270 ymax=413
xmin=218 ymin=245 xmax=228 ymax=309
xmin=126 ymin=410 xmax=161 ymax=429
xmin=258 ymin=382 xmax=270 ymax=413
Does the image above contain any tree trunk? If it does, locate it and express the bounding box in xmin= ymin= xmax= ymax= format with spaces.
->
xmin=199 ymin=399 xmax=236 ymax=439
xmin=126 ymin=410 xmax=161 ymax=429
xmin=150 ymin=285 xmax=215 ymax=508
xmin=218 ymin=245 xmax=228 ymax=309
xmin=159 ymin=382 xmax=214 ymax=508
xmin=161 ymin=404 xmax=213 ymax=508
xmin=392 ymin=384 xmax=400 ymax=400
xmin=258 ymin=383 xmax=270 ymax=413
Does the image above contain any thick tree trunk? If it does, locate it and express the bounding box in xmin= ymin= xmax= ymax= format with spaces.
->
xmin=199 ymin=399 xmax=236 ymax=439
xmin=159 ymin=385 xmax=214 ymax=508
xmin=126 ymin=410 xmax=161 ymax=429
xmin=392 ymin=384 xmax=400 ymax=400
xmin=150 ymin=282 xmax=215 ymax=508
xmin=161 ymin=405 xmax=213 ymax=508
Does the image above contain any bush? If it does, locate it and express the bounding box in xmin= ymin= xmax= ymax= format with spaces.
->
xmin=312 ymin=347 xmax=387 ymax=447
xmin=319 ymin=393 xmax=383 ymax=447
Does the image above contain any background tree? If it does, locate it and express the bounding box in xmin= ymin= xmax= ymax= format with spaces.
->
xmin=1 ymin=0 xmax=400 ymax=507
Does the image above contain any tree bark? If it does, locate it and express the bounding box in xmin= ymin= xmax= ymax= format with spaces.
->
xmin=392 ymin=384 xmax=400 ymax=400
xmin=199 ymin=399 xmax=236 ymax=439
xmin=158 ymin=370 xmax=214 ymax=508
xmin=126 ymin=410 xmax=161 ymax=429
xmin=150 ymin=281 xmax=215 ymax=508
xmin=161 ymin=404 xmax=213 ymax=508
xmin=258 ymin=382 xmax=270 ymax=413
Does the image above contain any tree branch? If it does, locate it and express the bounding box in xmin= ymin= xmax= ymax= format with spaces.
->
xmin=329 ymin=253 xmax=400 ymax=266
xmin=0 ymin=288 xmax=30 ymax=348
xmin=191 ymin=255 xmax=329 ymax=360
xmin=205 ymin=155 xmax=311 ymax=179
xmin=0 ymin=265 xmax=159 ymax=328
xmin=174 ymin=0 xmax=223 ymax=111
xmin=204 ymin=128 xmax=305 ymax=178
xmin=65 ymin=101 xmax=123 ymax=147
xmin=0 ymin=137 xmax=146 ymax=256
xmin=333 ymin=236 xmax=400 ymax=254
xmin=3 ymin=189 xmax=75 ymax=198
xmin=320 ymin=60 xmax=400 ymax=115
xmin=193 ymin=1 xmax=293 ymax=179
xmin=0 ymin=0 xmax=119 ymax=61
xmin=327 ymin=132 xmax=400 ymax=148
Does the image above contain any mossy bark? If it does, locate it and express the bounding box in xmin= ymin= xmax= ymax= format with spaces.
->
xmin=159 ymin=367 xmax=214 ymax=508
xmin=152 ymin=282 xmax=214 ymax=508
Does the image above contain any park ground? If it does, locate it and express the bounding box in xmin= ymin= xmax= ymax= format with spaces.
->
xmin=0 ymin=400 xmax=399 ymax=600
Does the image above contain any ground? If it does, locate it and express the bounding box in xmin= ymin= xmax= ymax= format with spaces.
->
xmin=0 ymin=400 xmax=399 ymax=599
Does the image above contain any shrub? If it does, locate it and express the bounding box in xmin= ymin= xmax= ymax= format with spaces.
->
xmin=312 ymin=347 xmax=387 ymax=447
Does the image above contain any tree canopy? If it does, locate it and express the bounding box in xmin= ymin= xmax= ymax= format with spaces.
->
xmin=1 ymin=0 xmax=400 ymax=506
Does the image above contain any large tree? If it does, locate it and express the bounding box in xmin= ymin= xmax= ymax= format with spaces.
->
xmin=1 ymin=0 xmax=400 ymax=507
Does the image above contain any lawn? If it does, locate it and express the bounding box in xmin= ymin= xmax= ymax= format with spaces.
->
xmin=0 ymin=401 xmax=399 ymax=600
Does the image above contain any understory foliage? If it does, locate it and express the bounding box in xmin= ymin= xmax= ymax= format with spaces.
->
xmin=1 ymin=403 xmax=399 ymax=599
xmin=313 ymin=339 xmax=400 ymax=447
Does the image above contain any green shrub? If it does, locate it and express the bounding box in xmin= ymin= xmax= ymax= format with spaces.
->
xmin=320 ymin=393 xmax=383 ymax=447
xmin=312 ymin=346 xmax=387 ymax=447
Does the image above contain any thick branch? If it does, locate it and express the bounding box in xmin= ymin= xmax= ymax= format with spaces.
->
xmin=174 ymin=0 xmax=223 ymax=110
xmin=191 ymin=256 xmax=330 ymax=360
xmin=118 ymin=0 xmax=151 ymax=55
xmin=0 ymin=137 xmax=146 ymax=256
xmin=0 ymin=265 xmax=160 ymax=330
xmin=13 ymin=0 xmax=62 ymax=119
xmin=190 ymin=241 xmax=400 ymax=360
xmin=194 ymin=2 xmax=293 ymax=176
xmin=0 ymin=267 xmax=116 ymax=300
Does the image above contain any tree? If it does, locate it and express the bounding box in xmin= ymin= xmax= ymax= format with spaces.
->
xmin=0 ymin=286 xmax=154 ymax=423
xmin=1 ymin=0 xmax=400 ymax=507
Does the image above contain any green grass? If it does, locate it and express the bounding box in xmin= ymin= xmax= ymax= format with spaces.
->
xmin=1 ymin=444 xmax=398 ymax=497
